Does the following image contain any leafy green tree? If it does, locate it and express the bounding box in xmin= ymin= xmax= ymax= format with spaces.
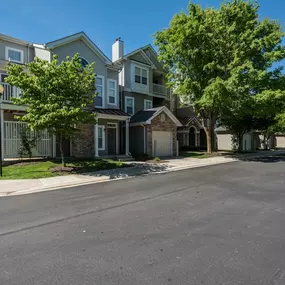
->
xmin=5 ymin=53 xmax=97 ymax=166
xmin=155 ymin=0 xmax=285 ymax=153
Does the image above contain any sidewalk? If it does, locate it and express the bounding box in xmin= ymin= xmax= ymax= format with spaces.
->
xmin=0 ymin=150 xmax=283 ymax=197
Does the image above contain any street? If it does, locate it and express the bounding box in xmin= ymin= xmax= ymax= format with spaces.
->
xmin=1 ymin=157 xmax=285 ymax=285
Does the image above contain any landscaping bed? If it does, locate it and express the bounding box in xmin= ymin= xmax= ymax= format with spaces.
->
xmin=0 ymin=159 xmax=129 ymax=180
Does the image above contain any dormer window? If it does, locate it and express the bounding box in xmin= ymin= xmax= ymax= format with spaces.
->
xmin=5 ymin=47 xmax=24 ymax=63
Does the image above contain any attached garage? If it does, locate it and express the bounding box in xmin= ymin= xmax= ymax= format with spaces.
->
xmin=129 ymin=106 xmax=182 ymax=157
xmin=216 ymin=127 xmax=254 ymax=151
xmin=152 ymin=131 xmax=172 ymax=157
xmin=275 ymin=135 xmax=285 ymax=148
xmin=217 ymin=133 xmax=233 ymax=151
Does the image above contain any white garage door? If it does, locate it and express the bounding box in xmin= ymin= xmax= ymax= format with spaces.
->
xmin=276 ymin=136 xmax=285 ymax=148
xmin=152 ymin=131 xmax=172 ymax=157
xmin=217 ymin=134 xmax=233 ymax=150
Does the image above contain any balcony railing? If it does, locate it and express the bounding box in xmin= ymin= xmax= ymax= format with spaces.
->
xmin=0 ymin=82 xmax=21 ymax=102
xmin=153 ymin=83 xmax=171 ymax=99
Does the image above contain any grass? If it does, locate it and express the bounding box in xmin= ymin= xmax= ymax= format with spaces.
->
xmin=180 ymin=151 xmax=217 ymax=159
xmin=0 ymin=159 xmax=128 ymax=180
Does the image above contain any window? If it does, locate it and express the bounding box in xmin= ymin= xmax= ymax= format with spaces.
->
xmin=5 ymin=47 xmax=23 ymax=63
xmin=144 ymin=99 xmax=152 ymax=110
xmin=107 ymin=79 xmax=117 ymax=105
xmin=95 ymin=75 xmax=104 ymax=107
xmin=135 ymin=67 xmax=141 ymax=83
xmin=125 ymin=96 xmax=135 ymax=115
xmin=98 ymin=126 xmax=105 ymax=150
xmin=134 ymin=66 xmax=148 ymax=85
xmin=79 ymin=57 xmax=89 ymax=68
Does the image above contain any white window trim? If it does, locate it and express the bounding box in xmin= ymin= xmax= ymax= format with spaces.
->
xmin=95 ymin=75 xmax=105 ymax=108
xmin=5 ymin=46 xmax=24 ymax=63
xmin=125 ymin=96 xmax=135 ymax=115
xmin=144 ymin=99 xmax=153 ymax=110
xmin=107 ymin=79 xmax=117 ymax=106
xmin=134 ymin=64 xmax=149 ymax=86
xmin=98 ymin=125 xmax=105 ymax=151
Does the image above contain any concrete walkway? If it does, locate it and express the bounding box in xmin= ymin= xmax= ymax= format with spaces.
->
xmin=0 ymin=150 xmax=283 ymax=197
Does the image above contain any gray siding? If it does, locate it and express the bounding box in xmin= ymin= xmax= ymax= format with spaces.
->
xmin=129 ymin=126 xmax=145 ymax=155
xmin=0 ymin=39 xmax=35 ymax=65
xmin=52 ymin=39 xmax=119 ymax=109
xmin=123 ymin=91 xmax=152 ymax=114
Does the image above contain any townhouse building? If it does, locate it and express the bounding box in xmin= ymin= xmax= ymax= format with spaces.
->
xmin=0 ymin=32 xmax=183 ymax=161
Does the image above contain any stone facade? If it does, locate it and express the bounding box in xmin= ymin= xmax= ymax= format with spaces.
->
xmin=72 ymin=124 xmax=94 ymax=158
xmin=146 ymin=111 xmax=178 ymax=157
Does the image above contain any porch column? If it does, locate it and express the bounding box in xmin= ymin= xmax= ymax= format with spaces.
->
xmin=94 ymin=124 xmax=99 ymax=158
xmin=0 ymin=109 xmax=4 ymax=161
xmin=125 ymin=119 xmax=129 ymax=155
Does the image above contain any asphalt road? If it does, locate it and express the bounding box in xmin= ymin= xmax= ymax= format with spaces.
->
xmin=1 ymin=156 xmax=285 ymax=285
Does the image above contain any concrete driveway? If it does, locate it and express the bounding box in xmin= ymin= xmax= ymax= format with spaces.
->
xmin=1 ymin=156 xmax=285 ymax=284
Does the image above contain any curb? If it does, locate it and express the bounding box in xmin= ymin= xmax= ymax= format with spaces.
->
xmin=2 ymin=151 xmax=284 ymax=197
xmin=4 ymin=158 xmax=238 ymax=197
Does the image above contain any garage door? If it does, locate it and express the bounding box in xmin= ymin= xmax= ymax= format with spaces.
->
xmin=152 ymin=131 xmax=172 ymax=157
xmin=276 ymin=136 xmax=285 ymax=148
xmin=217 ymin=134 xmax=233 ymax=151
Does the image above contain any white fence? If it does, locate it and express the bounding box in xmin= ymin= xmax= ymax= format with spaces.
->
xmin=4 ymin=121 xmax=52 ymax=158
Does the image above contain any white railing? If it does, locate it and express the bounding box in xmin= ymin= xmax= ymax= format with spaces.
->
xmin=0 ymin=82 xmax=21 ymax=102
xmin=153 ymin=83 xmax=171 ymax=99
xmin=4 ymin=121 xmax=52 ymax=158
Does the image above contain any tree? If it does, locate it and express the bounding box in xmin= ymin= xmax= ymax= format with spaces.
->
xmin=5 ymin=53 xmax=97 ymax=166
xmin=220 ymin=96 xmax=255 ymax=151
xmin=155 ymin=0 xmax=285 ymax=153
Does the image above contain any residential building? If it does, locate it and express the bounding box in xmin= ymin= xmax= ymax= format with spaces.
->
xmin=46 ymin=32 xmax=130 ymax=158
xmin=112 ymin=39 xmax=181 ymax=157
xmin=0 ymin=34 xmax=52 ymax=160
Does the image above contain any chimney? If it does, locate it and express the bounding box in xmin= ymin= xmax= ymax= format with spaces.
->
xmin=112 ymin=37 xmax=124 ymax=62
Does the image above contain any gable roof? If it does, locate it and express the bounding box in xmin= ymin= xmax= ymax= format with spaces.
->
xmin=130 ymin=110 xmax=157 ymax=124
xmin=46 ymin=32 xmax=113 ymax=65
xmin=178 ymin=116 xmax=203 ymax=128
xmin=130 ymin=106 xmax=182 ymax=126
xmin=116 ymin=44 xmax=164 ymax=71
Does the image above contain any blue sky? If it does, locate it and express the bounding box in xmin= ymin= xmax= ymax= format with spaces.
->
xmin=2 ymin=0 xmax=284 ymax=58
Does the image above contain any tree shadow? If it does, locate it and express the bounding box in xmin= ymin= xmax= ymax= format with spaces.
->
xmin=77 ymin=163 xmax=169 ymax=180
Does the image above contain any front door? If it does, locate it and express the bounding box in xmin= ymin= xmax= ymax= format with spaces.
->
xmin=107 ymin=124 xmax=117 ymax=155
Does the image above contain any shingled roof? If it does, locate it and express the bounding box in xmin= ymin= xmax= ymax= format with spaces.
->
xmin=93 ymin=108 xmax=129 ymax=117
xmin=130 ymin=110 xmax=157 ymax=124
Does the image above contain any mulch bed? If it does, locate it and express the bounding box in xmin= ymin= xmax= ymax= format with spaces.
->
xmin=145 ymin=160 xmax=169 ymax=164
xmin=50 ymin=166 xmax=75 ymax=173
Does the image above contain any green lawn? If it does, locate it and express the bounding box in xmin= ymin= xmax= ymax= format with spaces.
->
xmin=180 ymin=151 xmax=217 ymax=159
xmin=0 ymin=159 xmax=128 ymax=180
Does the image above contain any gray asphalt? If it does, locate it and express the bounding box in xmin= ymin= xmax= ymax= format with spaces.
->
xmin=1 ymin=156 xmax=285 ymax=285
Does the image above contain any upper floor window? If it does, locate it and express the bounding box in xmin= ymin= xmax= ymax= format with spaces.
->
xmin=79 ymin=57 xmax=89 ymax=68
xmin=144 ymin=99 xmax=153 ymax=110
xmin=135 ymin=66 xmax=148 ymax=85
xmin=95 ymin=75 xmax=104 ymax=108
xmin=107 ymin=79 xmax=117 ymax=105
xmin=5 ymin=47 xmax=23 ymax=63
xmin=125 ymin=96 xmax=135 ymax=115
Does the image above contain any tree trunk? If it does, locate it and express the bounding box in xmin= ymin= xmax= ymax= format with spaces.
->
xmin=204 ymin=116 xmax=216 ymax=153
xmin=59 ymin=134 xmax=66 ymax=167
xmin=237 ymin=133 xmax=243 ymax=152
xmin=205 ymin=128 xmax=212 ymax=153
xmin=264 ymin=134 xmax=268 ymax=150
